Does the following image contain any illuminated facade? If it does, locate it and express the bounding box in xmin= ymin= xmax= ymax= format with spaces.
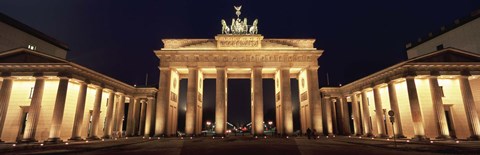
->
xmin=154 ymin=35 xmax=323 ymax=136
xmin=0 ymin=13 xmax=157 ymax=143
xmin=320 ymin=48 xmax=480 ymax=140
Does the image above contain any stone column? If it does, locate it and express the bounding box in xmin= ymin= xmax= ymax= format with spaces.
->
xmin=70 ymin=81 xmax=88 ymax=140
xmin=115 ymin=94 xmax=125 ymax=137
xmin=155 ymin=68 xmax=171 ymax=136
xmin=144 ymin=97 xmax=155 ymax=136
xmin=361 ymin=90 xmax=373 ymax=137
xmin=47 ymin=76 xmax=70 ymax=142
xmin=185 ymin=67 xmax=198 ymax=136
xmin=133 ymin=98 xmax=141 ymax=135
xmin=280 ymin=68 xmax=294 ymax=135
xmin=0 ymin=74 xmax=13 ymax=142
xmin=126 ymin=96 xmax=136 ymax=137
xmin=387 ymin=81 xmax=405 ymax=138
xmin=22 ymin=74 xmax=45 ymax=142
xmin=324 ymin=97 xmax=333 ymax=135
xmin=87 ymin=86 xmax=103 ymax=140
xmin=406 ymin=76 xmax=427 ymax=140
xmin=458 ymin=71 xmax=480 ymax=140
xmin=102 ymin=91 xmax=115 ymax=138
xmin=215 ymin=67 xmax=227 ymax=136
xmin=332 ymin=98 xmax=339 ymax=134
xmin=139 ymin=100 xmax=147 ymax=136
xmin=341 ymin=96 xmax=351 ymax=135
xmin=252 ymin=67 xmax=264 ymax=136
xmin=428 ymin=74 xmax=450 ymax=139
xmin=351 ymin=93 xmax=362 ymax=136
xmin=309 ymin=67 xmax=323 ymax=134
xmin=373 ymin=86 xmax=387 ymax=138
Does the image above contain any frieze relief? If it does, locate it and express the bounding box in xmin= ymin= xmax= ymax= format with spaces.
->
xmin=159 ymin=54 xmax=317 ymax=63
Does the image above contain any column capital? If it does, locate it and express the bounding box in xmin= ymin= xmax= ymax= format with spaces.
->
xmin=1 ymin=72 xmax=12 ymax=77
xmin=430 ymin=71 xmax=441 ymax=77
xmin=187 ymin=66 xmax=198 ymax=70
xmin=308 ymin=66 xmax=320 ymax=70
xmin=115 ymin=92 xmax=125 ymax=96
xmin=33 ymin=72 xmax=45 ymax=78
xmin=461 ymin=70 xmax=471 ymax=77
xmin=403 ymin=70 xmax=417 ymax=78
xmin=57 ymin=72 xmax=72 ymax=79
xmin=216 ymin=66 xmax=226 ymax=69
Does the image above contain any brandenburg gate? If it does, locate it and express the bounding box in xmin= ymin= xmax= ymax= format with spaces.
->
xmin=153 ymin=6 xmax=324 ymax=136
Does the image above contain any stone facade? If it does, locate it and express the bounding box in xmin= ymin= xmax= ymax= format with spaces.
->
xmin=154 ymin=34 xmax=323 ymax=136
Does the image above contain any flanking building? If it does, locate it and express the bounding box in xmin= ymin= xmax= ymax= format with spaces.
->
xmin=320 ymin=10 xmax=480 ymax=140
xmin=0 ymin=12 xmax=157 ymax=143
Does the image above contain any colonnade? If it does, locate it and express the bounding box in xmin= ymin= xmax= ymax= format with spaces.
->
xmin=155 ymin=66 xmax=322 ymax=136
xmin=0 ymin=72 xmax=157 ymax=143
xmin=322 ymin=71 xmax=480 ymax=140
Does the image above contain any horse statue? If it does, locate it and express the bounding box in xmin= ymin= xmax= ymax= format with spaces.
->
xmin=249 ymin=19 xmax=258 ymax=34
xmin=221 ymin=19 xmax=230 ymax=34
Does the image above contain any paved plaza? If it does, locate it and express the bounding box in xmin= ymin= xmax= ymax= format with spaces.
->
xmin=1 ymin=136 xmax=479 ymax=155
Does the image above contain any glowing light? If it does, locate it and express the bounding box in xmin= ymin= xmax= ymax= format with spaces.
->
xmin=115 ymin=138 xmax=118 ymax=140
xmin=348 ymin=136 xmax=351 ymax=138
xmin=326 ymin=136 xmax=329 ymax=138
xmin=406 ymin=140 xmax=410 ymax=143
xmin=430 ymin=141 xmax=433 ymax=143
xmin=255 ymin=136 xmax=258 ymax=139
xmin=65 ymin=143 xmax=69 ymax=145
xmin=12 ymin=144 xmax=16 ymax=147
xmin=286 ymin=136 xmax=289 ymax=139
xmin=264 ymin=136 xmax=267 ymax=139
xmin=456 ymin=140 xmax=460 ymax=143
xmin=181 ymin=137 xmax=184 ymax=139
xmin=333 ymin=135 xmax=336 ymax=138
xmin=190 ymin=137 xmax=193 ymax=139
xmin=371 ymin=137 xmax=374 ymax=139
xmin=86 ymin=140 xmax=89 ymax=143
xmin=213 ymin=137 xmax=215 ymax=139
xmin=149 ymin=137 xmax=152 ymax=140
xmin=158 ymin=137 xmax=160 ymax=140
xmin=40 ymin=144 xmax=44 ymax=146
xmin=359 ymin=136 xmax=362 ymax=139
xmin=126 ymin=137 xmax=129 ymax=139
xmin=142 ymin=137 xmax=145 ymax=139
xmin=221 ymin=136 xmax=224 ymax=139
xmin=317 ymin=136 xmax=320 ymax=139
xmin=387 ymin=139 xmax=390 ymax=141
xmin=102 ymin=139 xmax=105 ymax=141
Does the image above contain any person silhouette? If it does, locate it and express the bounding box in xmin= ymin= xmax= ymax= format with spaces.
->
xmin=306 ymin=128 xmax=312 ymax=139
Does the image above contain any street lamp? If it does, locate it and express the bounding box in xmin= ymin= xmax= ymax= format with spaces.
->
xmin=206 ymin=121 xmax=212 ymax=131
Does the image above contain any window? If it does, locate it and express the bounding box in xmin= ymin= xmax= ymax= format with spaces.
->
xmin=27 ymin=44 xmax=37 ymax=50
xmin=29 ymin=87 xmax=34 ymax=99
xmin=439 ymin=86 xmax=445 ymax=97
xmin=436 ymin=44 xmax=444 ymax=50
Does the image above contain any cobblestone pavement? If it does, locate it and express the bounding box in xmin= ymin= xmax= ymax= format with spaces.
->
xmin=0 ymin=136 xmax=479 ymax=155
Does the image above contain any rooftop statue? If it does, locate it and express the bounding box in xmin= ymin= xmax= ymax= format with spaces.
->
xmin=221 ymin=6 xmax=259 ymax=35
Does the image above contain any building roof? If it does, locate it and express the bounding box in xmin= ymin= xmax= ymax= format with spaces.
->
xmin=320 ymin=47 xmax=480 ymax=96
xmin=0 ymin=12 xmax=69 ymax=51
xmin=406 ymin=9 xmax=480 ymax=50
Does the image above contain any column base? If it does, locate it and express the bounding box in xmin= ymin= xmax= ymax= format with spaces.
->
xmin=86 ymin=136 xmax=100 ymax=140
xmin=435 ymin=135 xmax=451 ymax=140
xmin=363 ymin=133 xmax=374 ymax=137
xmin=467 ymin=135 xmax=480 ymax=141
xmin=19 ymin=138 xmax=37 ymax=143
xmin=411 ymin=135 xmax=429 ymax=141
xmin=376 ymin=134 xmax=389 ymax=138
xmin=45 ymin=137 xmax=63 ymax=143
xmin=69 ymin=137 xmax=84 ymax=141
xmin=394 ymin=134 xmax=407 ymax=139
xmin=102 ymin=135 xmax=112 ymax=139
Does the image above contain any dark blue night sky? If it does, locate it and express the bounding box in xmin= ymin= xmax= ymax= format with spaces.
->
xmin=0 ymin=0 xmax=478 ymax=130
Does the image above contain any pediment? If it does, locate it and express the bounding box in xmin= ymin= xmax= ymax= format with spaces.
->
xmin=0 ymin=49 xmax=67 ymax=63
xmin=411 ymin=49 xmax=480 ymax=63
